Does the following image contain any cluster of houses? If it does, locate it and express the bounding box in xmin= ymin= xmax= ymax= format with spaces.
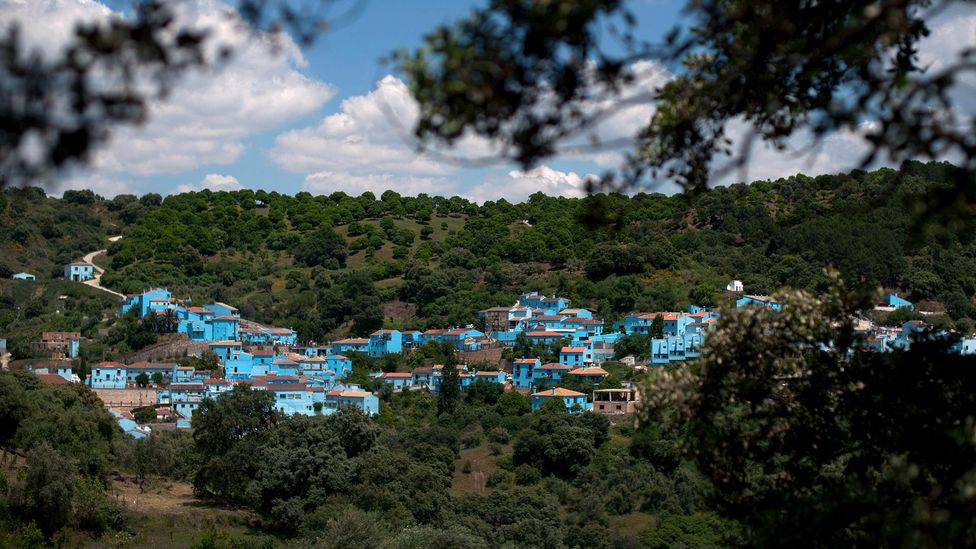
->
xmin=29 ymin=282 xmax=976 ymax=433
xmin=120 ymin=289 xmax=299 ymax=346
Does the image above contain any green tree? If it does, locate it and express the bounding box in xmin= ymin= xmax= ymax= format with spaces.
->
xmin=192 ymin=386 xmax=283 ymax=500
xmin=8 ymin=443 xmax=77 ymax=535
xmin=641 ymin=280 xmax=976 ymax=546
xmin=436 ymin=344 xmax=461 ymax=416
xmin=294 ymin=226 xmax=348 ymax=269
xmin=134 ymin=372 xmax=149 ymax=388
xmin=495 ymin=390 xmax=531 ymax=417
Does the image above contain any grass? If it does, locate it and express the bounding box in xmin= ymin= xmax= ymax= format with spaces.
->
xmin=451 ymin=440 xmax=510 ymax=496
xmin=75 ymin=476 xmax=262 ymax=548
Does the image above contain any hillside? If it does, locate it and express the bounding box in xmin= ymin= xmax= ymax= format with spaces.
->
xmin=2 ymin=161 xmax=974 ymax=347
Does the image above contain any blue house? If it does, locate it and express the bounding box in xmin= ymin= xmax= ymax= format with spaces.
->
xmin=12 ymin=272 xmax=35 ymax=281
xmin=368 ymin=330 xmax=403 ymax=357
xmin=325 ymin=355 xmax=353 ymax=378
xmin=411 ymin=366 xmax=435 ymax=389
xmin=566 ymin=366 xmax=610 ymax=384
xmin=88 ymin=362 xmax=127 ymax=389
xmin=125 ymin=362 xmax=177 ymax=384
xmin=525 ymin=331 xmax=565 ymax=346
xmin=375 ymin=372 xmax=412 ymax=390
xmin=736 ymin=295 xmax=782 ymax=311
xmin=518 ymin=293 xmax=571 ymax=314
xmin=167 ymin=382 xmax=206 ymax=419
xmin=332 ymin=338 xmax=370 ymax=354
xmin=533 ymin=363 xmax=571 ymax=385
xmin=325 ymin=388 xmax=379 ymax=416
xmin=419 ymin=328 xmax=486 ymax=351
xmin=473 ymin=370 xmax=506 ymax=384
xmin=512 ymin=358 xmax=542 ymax=389
xmin=211 ymin=316 xmax=240 ymax=341
xmin=224 ymin=351 xmax=256 ymax=379
xmin=651 ymin=333 xmax=705 ymax=365
xmin=121 ymin=288 xmax=172 ymax=317
xmin=64 ymin=262 xmax=95 ymax=281
xmin=271 ymin=384 xmax=323 ymax=415
xmin=179 ymin=306 xmax=215 ymax=340
xmin=559 ymin=346 xmax=585 ymax=367
xmin=205 ymin=302 xmax=239 ymax=319
xmin=531 ymin=388 xmax=591 ymax=413
xmin=208 ymin=341 xmax=242 ymax=362
xmin=885 ymin=293 xmax=915 ymax=311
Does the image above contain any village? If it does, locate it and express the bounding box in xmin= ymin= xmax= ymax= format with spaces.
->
xmin=7 ymin=264 xmax=975 ymax=438
xmin=7 ymin=260 xmax=974 ymax=441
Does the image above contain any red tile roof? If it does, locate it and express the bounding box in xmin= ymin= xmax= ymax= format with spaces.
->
xmin=38 ymin=374 xmax=69 ymax=385
xmin=532 ymin=387 xmax=585 ymax=397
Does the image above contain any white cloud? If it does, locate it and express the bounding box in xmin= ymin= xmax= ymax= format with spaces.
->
xmin=303 ymin=171 xmax=457 ymax=197
xmin=1 ymin=0 xmax=335 ymax=190
xmin=271 ymin=75 xmax=466 ymax=177
xmin=173 ymin=173 xmax=244 ymax=194
xmin=464 ymin=166 xmax=597 ymax=204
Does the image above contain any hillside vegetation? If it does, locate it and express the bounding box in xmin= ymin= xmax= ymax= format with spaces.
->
xmin=2 ymin=161 xmax=974 ymax=345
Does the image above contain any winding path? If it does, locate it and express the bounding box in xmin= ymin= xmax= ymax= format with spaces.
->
xmin=82 ymin=235 xmax=126 ymax=299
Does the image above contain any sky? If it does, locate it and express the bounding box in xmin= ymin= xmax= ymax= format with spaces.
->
xmin=1 ymin=0 xmax=973 ymax=202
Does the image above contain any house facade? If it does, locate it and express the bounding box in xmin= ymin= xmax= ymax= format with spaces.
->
xmin=64 ymin=263 xmax=95 ymax=281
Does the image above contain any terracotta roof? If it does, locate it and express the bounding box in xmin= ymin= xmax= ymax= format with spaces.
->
xmin=513 ymin=358 xmax=540 ymax=364
xmin=526 ymin=331 xmax=563 ymax=337
xmin=371 ymin=329 xmax=398 ymax=335
xmin=475 ymin=371 xmax=502 ymax=376
xmin=335 ymin=338 xmax=369 ymax=345
xmin=537 ymin=362 xmax=571 ymax=370
xmin=171 ymin=383 xmax=205 ymax=391
xmin=252 ymin=349 xmax=275 ymax=356
xmin=561 ymin=346 xmax=585 ymax=353
xmin=208 ymin=341 xmax=241 ymax=346
xmin=213 ymin=316 xmax=239 ymax=321
xmin=266 ymin=328 xmax=294 ymax=335
xmin=532 ymin=387 xmax=586 ymax=397
xmin=96 ymin=361 xmax=127 ymax=368
xmin=340 ymin=390 xmax=371 ymax=398
xmin=568 ymin=367 xmax=609 ymax=376
xmin=38 ymin=373 xmax=69 ymax=385
xmin=378 ymin=372 xmax=412 ymax=378
xmin=127 ymin=362 xmax=176 ymax=370
xmin=204 ymin=378 xmax=229 ymax=385
xmin=412 ymin=367 xmax=433 ymax=374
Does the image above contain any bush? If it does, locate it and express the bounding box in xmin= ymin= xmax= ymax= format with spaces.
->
xmin=486 ymin=469 xmax=514 ymax=488
xmin=515 ymin=464 xmax=542 ymax=485
xmin=461 ymin=432 xmax=483 ymax=449
xmin=462 ymin=460 xmax=472 ymax=474
xmin=487 ymin=427 xmax=510 ymax=444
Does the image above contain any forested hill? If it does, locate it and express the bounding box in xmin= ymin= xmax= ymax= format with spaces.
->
xmin=2 ymin=161 xmax=974 ymax=342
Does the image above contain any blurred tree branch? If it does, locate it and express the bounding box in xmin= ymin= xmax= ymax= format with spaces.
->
xmin=396 ymin=0 xmax=975 ymax=197
xmin=0 ymin=0 xmax=360 ymax=187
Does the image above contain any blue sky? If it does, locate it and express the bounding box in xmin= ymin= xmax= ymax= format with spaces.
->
xmin=3 ymin=0 xmax=972 ymax=201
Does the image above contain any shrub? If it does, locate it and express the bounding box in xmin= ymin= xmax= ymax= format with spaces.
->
xmin=487 ymin=426 xmax=510 ymax=444
xmin=486 ymin=469 xmax=514 ymax=488
xmin=515 ymin=464 xmax=542 ymax=485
